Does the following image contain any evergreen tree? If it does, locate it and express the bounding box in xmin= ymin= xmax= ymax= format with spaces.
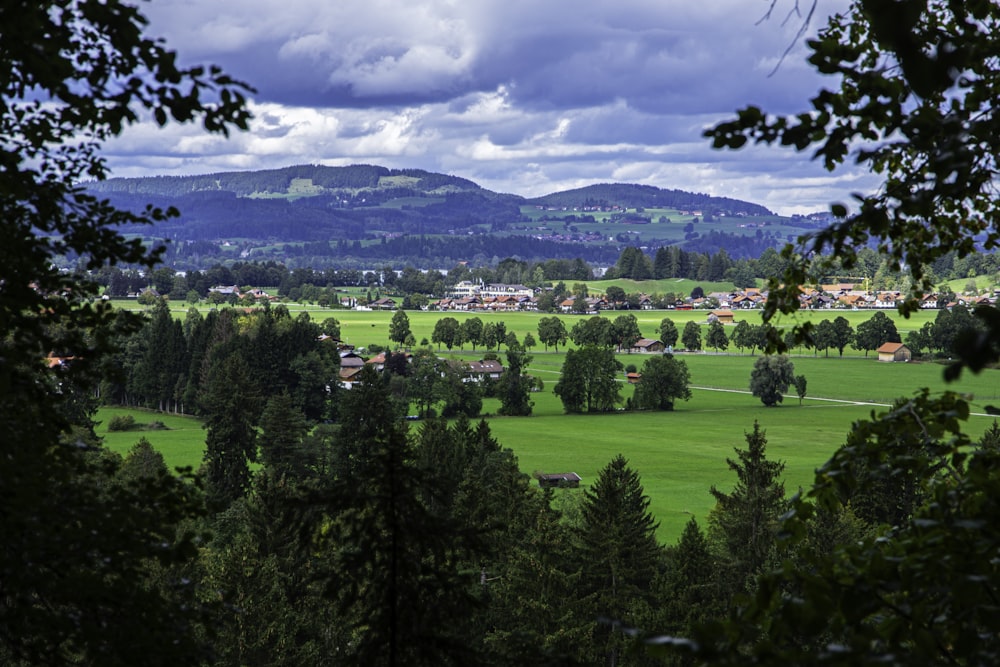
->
xmin=259 ymin=392 xmax=312 ymax=480
xmin=319 ymin=366 xmax=485 ymax=666
xmin=649 ymin=517 xmax=724 ymax=643
xmin=203 ymin=353 xmax=261 ymax=510
xmin=577 ymin=455 xmax=663 ymax=666
xmin=708 ymin=421 xmax=786 ymax=591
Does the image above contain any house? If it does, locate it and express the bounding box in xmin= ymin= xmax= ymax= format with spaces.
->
xmin=535 ymin=472 xmax=582 ymax=489
xmin=463 ymin=359 xmax=504 ymax=382
xmin=338 ymin=365 xmax=364 ymax=387
xmin=630 ymin=338 xmax=665 ymax=354
xmin=626 ymin=372 xmax=642 ymax=384
xmin=877 ymin=342 xmax=911 ymax=362
xmin=708 ymin=309 xmax=735 ymax=325
xmin=370 ymin=297 xmax=397 ymax=310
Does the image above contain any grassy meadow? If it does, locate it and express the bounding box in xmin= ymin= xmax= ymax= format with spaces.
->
xmin=97 ymin=307 xmax=1000 ymax=542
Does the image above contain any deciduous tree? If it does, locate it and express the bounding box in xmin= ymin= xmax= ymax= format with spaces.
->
xmin=749 ymin=354 xmax=795 ymax=407
xmin=681 ymin=321 xmax=702 ymax=351
xmin=0 ymin=0 xmax=250 ymax=661
xmin=554 ymin=345 xmax=623 ymax=413
xmin=632 ymin=354 xmax=692 ymax=411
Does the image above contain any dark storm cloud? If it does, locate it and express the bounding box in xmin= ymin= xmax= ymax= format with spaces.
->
xmin=107 ymin=0 xmax=862 ymax=215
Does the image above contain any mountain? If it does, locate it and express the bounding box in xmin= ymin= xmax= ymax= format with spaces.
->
xmin=527 ymin=182 xmax=772 ymax=216
xmin=87 ymin=164 xmax=524 ymax=242
xmin=84 ymin=164 xmax=786 ymax=268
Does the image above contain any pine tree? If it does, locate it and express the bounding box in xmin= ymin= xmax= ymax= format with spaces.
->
xmin=320 ymin=366 xmax=485 ymax=666
xmin=708 ymin=421 xmax=786 ymax=591
xmin=259 ymin=392 xmax=311 ymax=481
xmin=577 ymin=454 xmax=663 ymax=666
xmin=203 ymin=353 xmax=261 ymax=511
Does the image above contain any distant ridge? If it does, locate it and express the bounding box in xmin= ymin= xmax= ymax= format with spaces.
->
xmin=527 ymin=182 xmax=772 ymax=216
xmin=89 ymin=164 xmax=491 ymax=199
xmin=90 ymin=164 xmax=768 ymax=214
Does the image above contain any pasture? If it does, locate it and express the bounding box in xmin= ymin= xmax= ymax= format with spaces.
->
xmin=97 ymin=330 xmax=1000 ymax=542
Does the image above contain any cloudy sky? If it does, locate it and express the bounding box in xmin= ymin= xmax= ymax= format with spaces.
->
xmin=104 ymin=0 xmax=875 ymax=215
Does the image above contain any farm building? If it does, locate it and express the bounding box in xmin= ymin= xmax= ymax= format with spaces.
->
xmin=708 ymin=309 xmax=735 ymax=324
xmin=630 ymin=338 xmax=665 ymax=353
xmin=877 ymin=342 xmax=912 ymax=362
xmin=536 ymin=472 xmax=582 ymax=489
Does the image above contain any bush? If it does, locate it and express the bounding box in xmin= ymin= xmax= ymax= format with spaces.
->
xmin=107 ymin=414 xmax=136 ymax=432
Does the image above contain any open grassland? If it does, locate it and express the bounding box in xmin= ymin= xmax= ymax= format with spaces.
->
xmin=97 ymin=341 xmax=1000 ymax=542
xmin=98 ymin=408 xmax=206 ymax=472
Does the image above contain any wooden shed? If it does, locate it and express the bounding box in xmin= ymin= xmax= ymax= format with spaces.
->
xmin=536 ymin=472 xmax=582 ymax=489
xmin=877 ymin=342 xmax=912 ymax=362
xmin=709 ymin=309 xmax=735 ymax=324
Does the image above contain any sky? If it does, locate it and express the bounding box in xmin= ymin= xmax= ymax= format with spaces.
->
xmin=104 ymin=0 xmax=877 ymax=215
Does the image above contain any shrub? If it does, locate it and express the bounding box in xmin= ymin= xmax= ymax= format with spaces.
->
xmin=107 ymin=414 xmax=136 ymax=432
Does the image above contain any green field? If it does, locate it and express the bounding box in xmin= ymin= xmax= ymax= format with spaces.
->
xmin=114 ymin=298 xmax=943 ymax=357
xmin=97 ymin=328 xmax=1000 ymax=542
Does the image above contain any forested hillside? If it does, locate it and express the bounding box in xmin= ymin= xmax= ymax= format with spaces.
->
xmin=84 ymin=165 xmax=784 ymax=268
xmin=528 ymin=182 xmax=772 ymax=216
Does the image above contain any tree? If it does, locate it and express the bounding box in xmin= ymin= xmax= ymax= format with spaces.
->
xmin=681 ymin=321 xmax=702 ymax=351
xmin=388 ymin=309 xmax=412 ymax=349
xmin=708 ymin=2 xmax=1000 ymax=330
xmin=706 ymin=320 xmax=730 ymax=352
xmin=553 ymin=345 xmax=623 ymax=413
xmin=570 ymin=315 xmax=613 ymax=348
xmin=749 ymin=355 xmax=795 ymax=407
xmin=407 ymin=349 xmax=446 ymax=418
xmin=497 ymin=344 xmax=534 ymax=416
xmin=203 ymin=353 xmax=261 ymax=509
xmin=830 ymin=315 xmax=855 ymax=356
xmin=432 ymin=316 xmax=461 ymax=351
xmin=460 ymin=316 xmax=484 ymax=351
xmin=319 ymin=317 xmax=341 ymax=340
xmin=649 ymin=2 xmax=1000 ymax=664
xmin=610 ymin=313 xmax=643 ymax=352
xmin=537 ymin=316 xmax=568 ymax=351
xmin=320 ymin=366 xmax=484 ymax=665
xmin=605 ymin=285 xmax=627 ymax=308
xmin=812 ymin=318 xmax=835 ymax=357
xmin=576 ymin=455 xmax=663 ymax=665
xmin=708 ymin=421 xmax=786 ymax=591
xmin=258 ymin=392 xmax=311 ymax=480
xmin=632 ymin=354 xmax=692 ymax=411
xmin=0 ymin=2 xmax=251 ymax=661
xmin=854 ymin=311 xmax=901 ymax=357
xmin=659 ymin=317 xmax=679 ymax=348
xmin=731 ymin=320 xmax=752 ymax=354
xmin=481 ymin=321 xmax=500 ymax=351
xmin=793 ymin=374 xmax=808 ymax=406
